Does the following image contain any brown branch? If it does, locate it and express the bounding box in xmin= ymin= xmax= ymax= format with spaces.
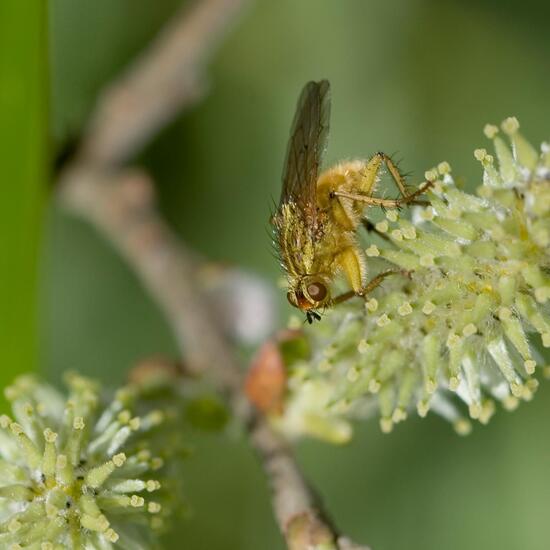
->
xmin=57 ymin=2 xmax=370 ymax=549
xmin=59 ymin=168 xmax=241 ymax=390
xmin=61 ymin=169 xmax=369 ymax=550
xmin=251 ymin=416 xmax=370 ymax=550
xmin=79 ymin=0 xmax=248 ymax=167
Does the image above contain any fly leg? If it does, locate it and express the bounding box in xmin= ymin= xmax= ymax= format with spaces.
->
xmin=332 ymin=152 xmax=433 ymax=208
xmin=331 ymin=269 xmax=409 ymax=306
xmin=333 ymin=247 xmax=411 ymax=306
xmin=332 ymin=182 xmax=432 ymax=208
xmin=365 ymin=152 xmax=432 ymax=205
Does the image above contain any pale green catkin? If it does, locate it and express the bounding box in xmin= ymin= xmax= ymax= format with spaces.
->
xmin=276 ymin=119 xmax=550 ymax=442
xmin=0 ymin=372 xmax=185 ymax=549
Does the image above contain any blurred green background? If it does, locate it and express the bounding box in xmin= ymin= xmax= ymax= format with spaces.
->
xmin=3 ymin=0 xmax=550 ymax=548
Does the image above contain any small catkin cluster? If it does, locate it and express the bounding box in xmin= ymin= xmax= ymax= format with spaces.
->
xmin=0 ymin=372 xmax=185 ymax=549
xmin=278 ymin=119 xmax=550 ymax=442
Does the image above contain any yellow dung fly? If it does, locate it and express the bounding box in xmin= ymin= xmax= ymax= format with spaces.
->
xmin=271 ymin=80 xmax=432 ymax=323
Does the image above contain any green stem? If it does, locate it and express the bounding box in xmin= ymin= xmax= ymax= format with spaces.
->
xmin=0 ymin=1 xmax=48 ymax=407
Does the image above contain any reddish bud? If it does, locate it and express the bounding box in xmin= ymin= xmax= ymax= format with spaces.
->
xmin=245 ymin=339 xmax=287 ymax=415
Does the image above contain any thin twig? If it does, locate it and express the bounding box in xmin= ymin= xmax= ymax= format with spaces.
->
xmin=57 ymin=1 xmax=369 ymax=548
xmin=79 ymin=0 xmax=248 ymax=167
xmin=61 ymin=169 xmax=369 ymax=550
xmin=59 ymin=168 xmax=242 ymax=390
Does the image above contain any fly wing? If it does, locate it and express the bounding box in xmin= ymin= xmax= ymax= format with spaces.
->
xmin=279 ymin=80 xmax=331 ymax=229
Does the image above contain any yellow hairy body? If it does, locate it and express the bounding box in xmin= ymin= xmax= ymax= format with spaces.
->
xmin=314 ymin=160 xmax=374 ymax=294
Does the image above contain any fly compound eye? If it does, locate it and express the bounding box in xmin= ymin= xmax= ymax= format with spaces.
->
xmin=306 ymin=281 xmax=327 ymax=302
